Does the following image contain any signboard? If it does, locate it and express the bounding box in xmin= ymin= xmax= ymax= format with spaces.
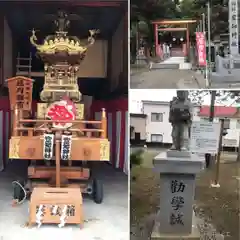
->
xmin=190 ymin=121 xmax=221 ymax=154
xmin=229 ymin=0 xmax=239 ymax=56
xmin=196 ymin=32 xmax=206 ymax=66
xmin=222 ymin=138 xmax=237 ymax=147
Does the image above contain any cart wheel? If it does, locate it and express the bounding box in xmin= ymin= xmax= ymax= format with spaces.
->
xmin=92 ymin=178 xmax=103 ymax=204
xmin=13 ymin=180 xmax=26 ymax=202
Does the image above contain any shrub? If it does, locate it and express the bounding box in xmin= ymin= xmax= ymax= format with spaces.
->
xmin=130 ymin=149 xmax=144 ymax=168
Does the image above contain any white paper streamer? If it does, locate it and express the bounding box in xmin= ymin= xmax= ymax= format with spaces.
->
xmin=43 ymin=133 xmax=54 ymax=160
xmin=58 ymin=205 xmax=67 ymax=228
xmin=36 ymin=205 xmax=44 ymax=228
xmin=61 ymin=135 xmax=72 ymax=160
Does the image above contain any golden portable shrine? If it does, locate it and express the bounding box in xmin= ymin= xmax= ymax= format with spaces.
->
xmin=7 ymin=11 xmax=110 ymax=227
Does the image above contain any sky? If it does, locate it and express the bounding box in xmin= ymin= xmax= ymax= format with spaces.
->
xmin=129 ymin=89 xmax=236 ymax=113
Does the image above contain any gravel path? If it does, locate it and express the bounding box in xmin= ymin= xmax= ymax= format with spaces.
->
xmin=130 ymin=207 xmax=225 ymax=240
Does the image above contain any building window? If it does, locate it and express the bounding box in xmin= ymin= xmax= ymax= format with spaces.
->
xmin=151 ymin=112 xmax=163 ymax=122
xmin=220 ymin=118 xmax=230 ymax=129
xmin=151 ymin=134 xmax=163 ymax=142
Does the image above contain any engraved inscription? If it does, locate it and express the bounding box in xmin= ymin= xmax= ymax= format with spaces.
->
xmin=9 ymin=137 xmax=20 ymax=158
xmin=100 ymin=140 xmax=110 ymax=161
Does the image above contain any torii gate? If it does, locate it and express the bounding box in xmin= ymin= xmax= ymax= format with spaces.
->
xmin=151 ymin=19 xmax=197 ymax=57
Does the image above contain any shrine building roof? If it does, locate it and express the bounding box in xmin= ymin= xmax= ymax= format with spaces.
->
xmin=199 ymin=106 xmax=238 ymax=117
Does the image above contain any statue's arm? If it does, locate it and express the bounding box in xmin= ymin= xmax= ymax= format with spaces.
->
xmin=188 ymin=101 xmax=194 ymax=123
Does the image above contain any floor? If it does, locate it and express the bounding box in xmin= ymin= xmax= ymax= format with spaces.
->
xmin=0 ymin=161 xmax=128 ymax=240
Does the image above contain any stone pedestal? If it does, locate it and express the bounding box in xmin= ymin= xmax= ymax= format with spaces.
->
xmin=151 ymin=151 xmax=204 ymax=240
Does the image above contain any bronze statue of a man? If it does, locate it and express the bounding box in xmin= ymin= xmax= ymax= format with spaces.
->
xmin=169 ymin=91 xmax=192 ymax=151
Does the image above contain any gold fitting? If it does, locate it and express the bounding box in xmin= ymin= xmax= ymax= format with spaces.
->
xmin=102 ymin=108 xmax=106 ymax=118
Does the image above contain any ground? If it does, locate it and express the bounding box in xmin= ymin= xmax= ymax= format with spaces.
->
xmin=130 ymin=148 xmax=240 ymax=240
xmin=130 ymin=68 xmax=206 ymax=89
xmin=0 ymin=161 xmax=128 ymax=240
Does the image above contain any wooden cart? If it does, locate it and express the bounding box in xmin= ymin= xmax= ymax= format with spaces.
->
xmin=7 ymin=11 xmax=110 ymax=226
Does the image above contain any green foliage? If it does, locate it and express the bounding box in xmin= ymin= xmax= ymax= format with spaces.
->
xmin=130 ymin=149 xmax=144 ymax=167
xmin=131 ymin=0 xmax=179 ymax=23
xmin=130 ymin=0 xmax=229 ymax=59
xmin=180 ymin=0 xmax=228 ymax=38
xmin=130 ymin=0 xmax=180 ymax=45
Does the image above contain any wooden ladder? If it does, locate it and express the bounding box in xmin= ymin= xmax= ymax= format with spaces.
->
xmin=16 ymin=52 xmax=32 ymax=77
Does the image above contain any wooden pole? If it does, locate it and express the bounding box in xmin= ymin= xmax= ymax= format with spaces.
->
xmin=186 ymin=23 xmax=190 ymax=56
xmin=155 ymin=23 xmax=159 ymax=56
xmin=205 ymin=90 xmax=216 ymax=168
xmin=55 ymin=139 xmax=61 ymax=188
xmin=212 ymin=119 xmax=224 ymax=187
xmin=101 ymin=108 xmax=107 ymax=138
xmin=207 ymin=1 xmax=212 ymax=87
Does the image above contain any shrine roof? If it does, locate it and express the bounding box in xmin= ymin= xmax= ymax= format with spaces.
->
xmin=199 ymin=106 xmax=238 ymax=117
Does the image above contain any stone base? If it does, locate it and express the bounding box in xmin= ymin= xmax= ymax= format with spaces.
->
xmin=151 ymin=213 xmax=200 ymax=240
xmin=154 ymin=151 xmax=204 ymax=174
xmin=167 ymin=150 xmax=191 ymax=158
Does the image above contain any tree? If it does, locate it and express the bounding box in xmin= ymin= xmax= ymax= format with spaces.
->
xmin=130 ymin=0 xmax=179 ymax=58
xmin=189 ymin=90 xmax=240 ymax=105
xmin=189 ymin=90 xmax=240 ymax=162
xmin=179 ymin=0 xmax=228 ymax=38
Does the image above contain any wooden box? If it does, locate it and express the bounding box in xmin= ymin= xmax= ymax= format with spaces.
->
xmin=29 ymin=187 xmax=83 ymax=227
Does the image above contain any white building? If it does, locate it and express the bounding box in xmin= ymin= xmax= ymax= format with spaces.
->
xmin=141 ymin=100 xmax=240 ymax=147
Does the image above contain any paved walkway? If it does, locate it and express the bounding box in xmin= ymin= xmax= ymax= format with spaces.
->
xmin=130 ymin=68 xmax=206 ymax=89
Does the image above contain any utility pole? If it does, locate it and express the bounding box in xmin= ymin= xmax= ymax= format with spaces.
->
xmin=207 ymin=1 xmax=211 ymax=87
xmin=202 ymin=12 xmax=207 ymax=81
xmin=199 ymin=20 xmax=202 ymax=32
xmin=237 ymin=134 xmax=240 ymax=162
xmin=209 ymin=90 xmax=216 ymax=122
xmin=211 ymin=119 xmax=224 ymax=187
xmin=136 ymin=21 xmax=139 ymax=65
xmin=205 ymin=90 xmax=216 ymax=168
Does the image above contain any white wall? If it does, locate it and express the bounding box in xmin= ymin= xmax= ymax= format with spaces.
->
xmin=143 ymin=103 xmax=172 ymax=143
xmin=3 ymin=17 xmax=13 ymax=85
xmin=143 ymin=101 xmax=240 ymax=147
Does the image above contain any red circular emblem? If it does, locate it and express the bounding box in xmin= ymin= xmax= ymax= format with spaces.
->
xmin=46 ymin=97 xmax=76 ymax=129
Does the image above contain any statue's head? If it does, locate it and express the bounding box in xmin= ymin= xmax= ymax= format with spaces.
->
xmin=176 ymin=90 xmax=187 ymax=100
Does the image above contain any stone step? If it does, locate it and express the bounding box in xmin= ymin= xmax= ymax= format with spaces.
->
xmin=152 ymin=63 xmax=180 ymax=69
